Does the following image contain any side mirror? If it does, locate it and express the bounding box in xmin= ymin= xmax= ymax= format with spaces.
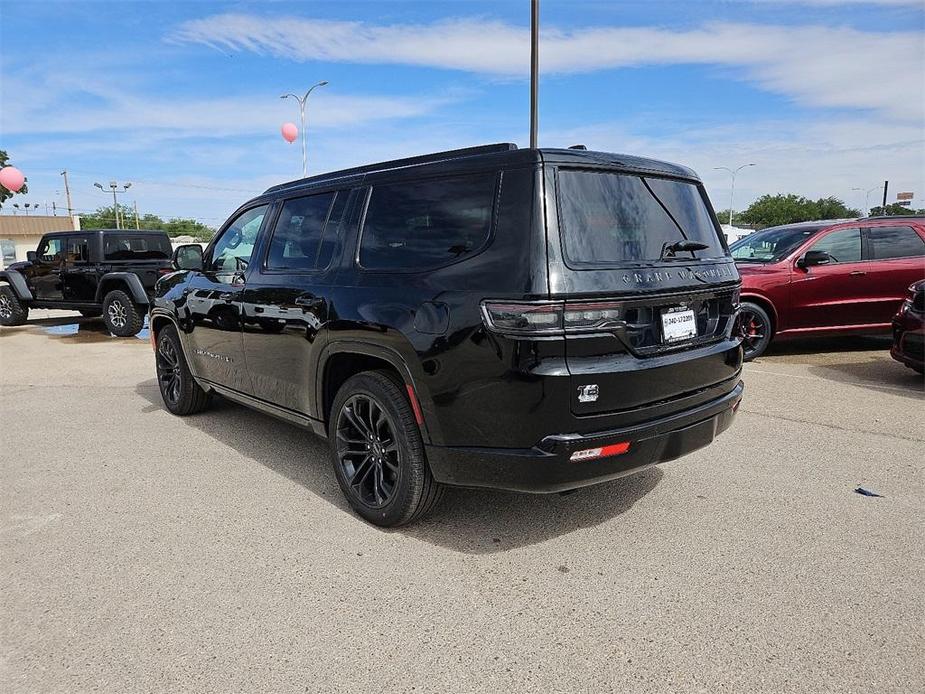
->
xmin=797 ymin=250 xmax=833 ymax=269
xmin=26 ymin=251 xmax=37 ymax=262
xmin=173 ymin=244 xmax=203 ymax=271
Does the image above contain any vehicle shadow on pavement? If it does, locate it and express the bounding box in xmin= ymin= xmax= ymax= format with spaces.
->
xmin=135 ymin=379 xmax=663 ymax=553
xmin=763 ymin=335 xmax=892 ymax=358
xmin=805 ymin=360 xmax=924 ymax=398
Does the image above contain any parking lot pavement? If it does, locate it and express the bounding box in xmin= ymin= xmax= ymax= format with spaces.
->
xmin=2 ymin=311 xmax=923 ymax=693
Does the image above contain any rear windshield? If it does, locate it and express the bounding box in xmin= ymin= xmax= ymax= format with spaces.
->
xmin=729 ymin=227 xmax=817 ymax=263
xmin=556 ymin=170 xmax=725 ymax=266
xmin=103 ymin=235 xmax=172 ymax=261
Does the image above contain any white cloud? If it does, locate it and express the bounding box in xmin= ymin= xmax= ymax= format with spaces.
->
xmin=169 ymin=15 xmax=924 ymax=121
xmin=0 ymin=74 xmax=459 ymax=137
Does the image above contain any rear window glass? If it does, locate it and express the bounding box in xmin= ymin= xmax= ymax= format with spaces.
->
xmin=359 ymin=172 xmax=497 ymax=270
xmin=868 ymin=226 xmax=925 ymax=260
xmin=266 ymin=191 xmax=343 ymax=271
xmin=557 ymin=170 xmax=725 ymax=266
xmin=103 ymin=235 xmax=171 ymax=261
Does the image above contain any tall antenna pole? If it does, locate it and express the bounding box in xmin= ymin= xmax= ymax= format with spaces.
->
xmin=530 ymin=0 xmax=539 ymax=149
xmin=60 ymin=170 xmax=73 ymax=217
xmin=133 ymin=200 xmax=140 ymax=230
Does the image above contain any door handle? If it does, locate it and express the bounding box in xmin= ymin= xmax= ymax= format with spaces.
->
xmin=850 ymin=271 xmax=867 ymax=276
xmin=295 ymin=295 xmax=324 ymax=309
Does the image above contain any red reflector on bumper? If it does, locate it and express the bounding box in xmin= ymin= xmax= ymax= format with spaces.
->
xmin=569 ymin=441 xmax=631 ymax=462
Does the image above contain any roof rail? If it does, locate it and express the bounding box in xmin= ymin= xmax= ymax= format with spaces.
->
xmin=264 ymin=143 xmax=518 ymax=195
xmin=863 ymin=214 xmax=924 ymax=221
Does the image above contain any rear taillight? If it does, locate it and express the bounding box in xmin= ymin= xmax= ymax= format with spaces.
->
xmin=481 ymin=300 xmax=622 ymax=335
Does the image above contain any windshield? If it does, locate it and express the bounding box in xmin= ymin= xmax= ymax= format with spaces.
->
xmin=729 ymin=227 xmax=817 ymax=263
xmin=557 ymin=170 xmax=725 ymax=266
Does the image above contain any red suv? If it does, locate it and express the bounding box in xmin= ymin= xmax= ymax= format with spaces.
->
xmin=729 ymin=217 xmax=925 ymax=359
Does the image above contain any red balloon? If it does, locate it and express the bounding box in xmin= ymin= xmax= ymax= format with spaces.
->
xmin=281 ymin=122 xmax=298 ymax=144
xmin=0 ymin=166 xmax=25 ymax=193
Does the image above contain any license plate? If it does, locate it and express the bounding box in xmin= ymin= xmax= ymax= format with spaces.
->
xmin=661 ymin=307 xmax=697 ymax=342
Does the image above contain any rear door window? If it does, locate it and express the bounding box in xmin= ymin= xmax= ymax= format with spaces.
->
xmin=104 ymin=235 xmax=172 ymax=260
xmin=359 ymin=172 xmax=497 ymax=271
xmin=867 ymin=226 xmax=925 ymax=260
xmin=266 ymin=191 xmax=347 ymax=271
xmin=67 ymin=237 xmax=90 ymax=263
xmin=556 ymin=170 xmax=725 ymax=266
xmin=808 ymin=228 xmax=861 ymax=263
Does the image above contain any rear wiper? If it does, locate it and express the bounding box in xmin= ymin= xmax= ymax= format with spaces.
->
xmin=660 ymin=240 xmax=709 ymax=260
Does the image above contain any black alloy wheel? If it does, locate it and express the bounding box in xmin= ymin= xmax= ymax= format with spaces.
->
xmin=738 ymin=302 xmax=772 ymax=361
xmin=155 ymin=324 xmax=210 ymax=415
xmin=336 ymin=394 xmax=400 ymax=508
xmin=329 ymin=371 xmax=444 ymax=527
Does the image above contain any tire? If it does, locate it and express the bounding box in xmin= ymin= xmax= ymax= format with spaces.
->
xmin=738 ymin=301 xmax=773 ymax=361
xmin=329 ymin=370 xmax=444 ymax=527
xmin=79 ymin=309 xmax=102 ymax=318
xmin=102 ymin=289 xmax=144 ymax=336
xmin=155 ymin=324 xmax=210 ymax=416
xmin=0 ymin=286 xmax=29 ymax=326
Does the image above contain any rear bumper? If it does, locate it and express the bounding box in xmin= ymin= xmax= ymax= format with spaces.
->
xmin=426 ymin=381 xmax=744 ymax=493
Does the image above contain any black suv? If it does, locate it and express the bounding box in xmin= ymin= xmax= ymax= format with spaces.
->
xmin=151 ymin=144 xmax=744 ymax=526
xmin=0 ymin=229 xmax=173 ymax=336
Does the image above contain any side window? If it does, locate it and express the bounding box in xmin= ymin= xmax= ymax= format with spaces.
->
xmin=359 ymin=172 xmax=497 ymax=271
xmin=868 ymin=226 xmax=925 ymax=260
xmin=67 ymin=237 xmax=90 ymax=263
xmin=809 ymin=228 xmax=861 ymax=263
xmin=210 ymin=205 xmax=268 ymax=273
xmin=266 ymin=192 xmax=339 ymax=271
xmin=103 ymin=235 xmax=172 ymax=261
xmin=38 ymin=237 xmax=65 ymax=262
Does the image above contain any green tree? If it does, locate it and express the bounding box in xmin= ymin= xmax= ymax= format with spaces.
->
xmin=78 ymin=205 xmax=214 ymax=241
xmin=0 ymin=150 xmax=28 ymax=207
xmin=868 ymin=203 xmax=925 ymax=217
xmin=738 ymin=194 xmax=860 ymax=228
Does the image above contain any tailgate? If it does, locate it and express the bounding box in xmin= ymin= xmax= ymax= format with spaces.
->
xmin=566 ymin=287 xmax=741 ymax=416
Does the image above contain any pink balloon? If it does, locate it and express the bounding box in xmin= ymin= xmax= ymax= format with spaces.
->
xmin=281 ymin=122 xmax=298 ymax=144
xmin=0 ymin=166 xmax=25 ymax=193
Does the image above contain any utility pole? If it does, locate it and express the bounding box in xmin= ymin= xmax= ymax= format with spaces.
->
xmin=530 ymin=0 xmax=539 ymax=149
xmin=882 ymin=180 xmax=889 ymax=214
xmin=133 ymin=200 xmax=140 ymax=230
xmin=60 ymin=170 xmax=74 ymax=216
xmin=94 ymin=180 xmax=131 ymax=229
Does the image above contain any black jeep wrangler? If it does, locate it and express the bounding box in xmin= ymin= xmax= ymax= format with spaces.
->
xmin=151 ymin=144 xmax=744 ymax=527
xmin=0 ymin=229 xmax=173 ymax=336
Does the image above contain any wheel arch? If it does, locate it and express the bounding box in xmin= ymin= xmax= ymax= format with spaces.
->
xmin=740 ymin=293 xmax=778 ymax=337
xmin=317 ymin=341 xmax=435 ymax=443
xmin=0 ymin=270 xmax=33 ymax=301
xmin=96 ymin=272 xmax=149 ymax=305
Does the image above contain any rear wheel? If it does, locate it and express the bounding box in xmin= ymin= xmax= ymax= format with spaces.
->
xmin=0 ymin=286 xmax=28 ymax=326
xmin=738 ymin=301 xmax=772 ymax=361
xmin=329 ymin=371 xmax=444 ymax=527
xmin=103 ymin=289 xmax=144 ymax=336
xmin=155 ymin=324 xmax=210 ymax=415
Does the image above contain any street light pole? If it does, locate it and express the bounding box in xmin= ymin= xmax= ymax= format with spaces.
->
xmin=94 ymin=180 xmax=132 ymax=229
xmin=281 ymin=80 xmax=328 ymax=178
xmin=714 ymin=163 xmax=756 ymax=226
xmin=864 ymin=184 xmax=883 ymax=216
xmin=530 ymin=0 xmax=539 ymax=149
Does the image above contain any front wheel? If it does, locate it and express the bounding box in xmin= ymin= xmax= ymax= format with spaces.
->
xmin=329 ymin=371 xmax=444 ymax=527
xmin=738 ymin=301 xmax=773 ymax=361
xmin=155 ymin=324 xmax=210 ymax=415
xmin=0 ymin=286 xmax=28 ymax=326
xmin=102 ymin=289 xmax=144 ymax=336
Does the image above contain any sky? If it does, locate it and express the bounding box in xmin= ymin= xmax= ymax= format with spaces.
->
xmin=1 ymin=0 xmax=923 ymax=227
